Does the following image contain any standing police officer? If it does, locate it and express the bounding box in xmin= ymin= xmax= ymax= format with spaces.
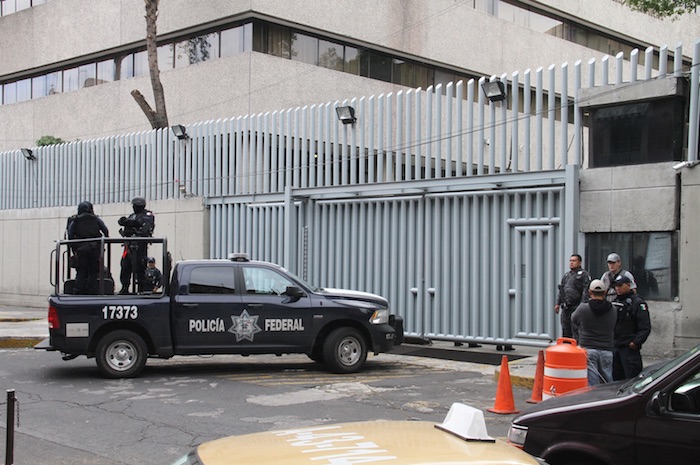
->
xmin=612 ymin=275 xmax=651 ymax=380
xmin=67 ymin=201 xmax=109 ymax=294
xmin=118 ymin=197 xmax=155 ymax=294
xmin=555 ymin=254 xmax=591 ymax=338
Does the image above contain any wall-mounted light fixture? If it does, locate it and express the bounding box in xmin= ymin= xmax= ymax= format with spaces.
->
xmin=171 ymin=125 xmax=189 ymax=140
xmin=481 ymin=80 xmax=507 ymax=102
xmin=21 ymin=148 xmax=36 ymax=161
xmin=673 ymin=160 xmax=700 ymax=171
xmin=335 ymin=106 xmax=357 ymax=125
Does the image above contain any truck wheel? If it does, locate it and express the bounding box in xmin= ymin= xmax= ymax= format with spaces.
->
xmin=95 ymin=330 xmax=147 ymax=378
xmin=323 ymin=327 xmax=367 ymax=373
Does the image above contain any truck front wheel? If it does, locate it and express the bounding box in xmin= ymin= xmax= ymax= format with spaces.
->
xmin=323 ymin=327 xmax=367 ymax=373
xmin=95 ymin=330 xmax=148 ymax=378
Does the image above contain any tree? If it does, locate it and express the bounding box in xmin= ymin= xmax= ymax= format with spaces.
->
xmin=131 ymin=0 xmax=169 ymax=129
xmin=36 ymin=135 xmax=65 ymax=146
xmin=622 ymin=0 xmax=699 ymax=18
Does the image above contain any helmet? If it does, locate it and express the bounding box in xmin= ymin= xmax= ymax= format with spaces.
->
xmin=77 ymin=201 xmax=92 ymax=214
xmin=131 ymin=197 xmax=146 ymax=207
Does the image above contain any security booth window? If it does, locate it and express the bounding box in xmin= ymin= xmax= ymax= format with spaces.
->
xmin=586 ymin=232 xmax=678 ymax=300
xmin=588 ymin=98 xmax=685 ymax=167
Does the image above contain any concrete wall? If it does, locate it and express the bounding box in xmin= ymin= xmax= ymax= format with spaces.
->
xmin=0 ymin=197 xmax=207 ymax=308
xmin=679 ymin=166 xmax=700 ymax=351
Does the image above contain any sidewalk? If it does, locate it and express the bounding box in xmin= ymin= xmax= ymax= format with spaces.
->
xmin=0 ymin=305 xmax=541 ymax=387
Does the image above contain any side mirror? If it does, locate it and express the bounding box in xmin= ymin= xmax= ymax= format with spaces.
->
xmin=648 ymin=391 xmax=666 ymax=416
xmin=284 ymin=286 xmax=305 ymax=299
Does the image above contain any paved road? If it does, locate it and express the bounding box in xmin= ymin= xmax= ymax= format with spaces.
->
xmin=0 ymin=347 xmax=533 ymax=465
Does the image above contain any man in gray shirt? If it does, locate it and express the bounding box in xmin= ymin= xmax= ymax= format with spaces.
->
xmin=572 ymin=279 xmax=617 ymax=385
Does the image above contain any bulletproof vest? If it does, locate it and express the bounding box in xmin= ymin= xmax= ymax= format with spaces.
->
xmin=72 ymin=213 xmax=101 ymax=238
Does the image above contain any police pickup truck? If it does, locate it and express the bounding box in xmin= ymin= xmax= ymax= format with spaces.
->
xmin=37 ymin=237 xmax=403 ymax=378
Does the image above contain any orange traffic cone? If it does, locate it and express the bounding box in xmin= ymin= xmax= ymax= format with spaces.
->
xmin=487 ymin=355 xmax=520 ymax=414
xmin=526 ymin=350 xmax=545 ymax=404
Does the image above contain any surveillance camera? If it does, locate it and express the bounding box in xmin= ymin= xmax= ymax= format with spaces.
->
xmin=178 ymin=184 xmax=187 ymax=193
xmin=673 ymin=161 xmax=689 ymax=171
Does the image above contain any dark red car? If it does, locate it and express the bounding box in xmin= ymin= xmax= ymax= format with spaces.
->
xmin=508 ymin=345 xmax=700 ymax=465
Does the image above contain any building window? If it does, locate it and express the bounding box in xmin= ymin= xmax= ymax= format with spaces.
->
xmin=221 ymin=24 xmax=250 ymax=57
xmin=586 ymin=232 xmax=678 ymax=300
xmin=589 ymin=98 xmax=685 ymax=167
xmin=291 ymin=33 xmax=318 ymax=65
xmin=318 ymin=39 xmax=344 ymax=71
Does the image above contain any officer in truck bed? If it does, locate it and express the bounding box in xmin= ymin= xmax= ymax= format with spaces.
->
xmin=118 ymin=197 xmax=155 ymax=294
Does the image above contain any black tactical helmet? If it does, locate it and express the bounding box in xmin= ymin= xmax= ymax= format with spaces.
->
xmin=131 ymin=197 xmax=146 ymax=207
xmin=77 ymin=201 xmax=92 ymax=214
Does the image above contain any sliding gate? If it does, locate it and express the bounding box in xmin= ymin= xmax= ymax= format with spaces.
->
xmin=208 ymin=168 xmax=573 ymax=347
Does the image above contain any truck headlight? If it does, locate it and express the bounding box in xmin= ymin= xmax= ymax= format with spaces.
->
xmin=370 ymin=309 xmax=388 ymax=324
xmin=507 ymin=424 xmax=528 ymax=448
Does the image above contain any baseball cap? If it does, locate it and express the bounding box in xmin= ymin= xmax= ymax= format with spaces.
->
xmin=606 ymin=253 xmax=621 ymax=263
xmin=147 ymin=257 xmax=156 ymax=263
xmin=614 ymin=275 xmax=631 ymax=286
xmin=589 ymin=279 xmax=607 ymax=292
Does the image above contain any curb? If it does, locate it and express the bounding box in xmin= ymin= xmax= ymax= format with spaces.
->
xmin=0 ymin=337 xmax=45 ymax=349
xmin=494 ymin=367 xmax=535 ymax=390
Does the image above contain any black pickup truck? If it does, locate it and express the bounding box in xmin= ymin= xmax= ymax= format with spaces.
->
xmin=36 ymin=238 xmax=403 ymax=378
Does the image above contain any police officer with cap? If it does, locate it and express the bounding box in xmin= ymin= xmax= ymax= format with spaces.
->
xmin=612 ymin=274 xmax=651 ymax=380
xmin=118 ymin=197 xmax=155 ymax=294
xmin=602 ymin=252 xmax=636 ymax=302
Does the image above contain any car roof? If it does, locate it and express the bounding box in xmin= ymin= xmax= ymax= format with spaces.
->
xmin=194 ymin=420 xmax=539 ymax=465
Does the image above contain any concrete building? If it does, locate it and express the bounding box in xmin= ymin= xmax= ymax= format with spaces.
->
xmin=1 ymin=0 xmax=699 ymax=356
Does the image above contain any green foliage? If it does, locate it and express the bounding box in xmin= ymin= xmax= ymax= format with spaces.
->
xmin=36 ymin=135 xmax=65 ymax=146
xmin=623 ymin=0 xmax=699 ymax=18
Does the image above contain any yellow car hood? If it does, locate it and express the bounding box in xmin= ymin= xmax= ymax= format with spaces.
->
xmin=195 ymin=420 xmax=539 ymax=465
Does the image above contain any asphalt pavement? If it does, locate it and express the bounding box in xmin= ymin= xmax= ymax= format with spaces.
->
xmin=0 ymin=304 xmax=540 ymax=388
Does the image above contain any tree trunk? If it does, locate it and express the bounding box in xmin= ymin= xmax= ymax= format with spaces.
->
xmin=131 ymin=0 xmax=169 ymax=129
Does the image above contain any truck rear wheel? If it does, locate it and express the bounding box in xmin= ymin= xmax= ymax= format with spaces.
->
xmin=95 ymin=330 xmax=147 ymax=378
xmin=323 ymin=327 xmax=367 ymax=373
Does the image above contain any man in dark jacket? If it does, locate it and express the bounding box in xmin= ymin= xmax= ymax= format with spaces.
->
xmin=67 ymin=201 xmax=109 ymax=294
xmin=555 ymin=254 xmax=591 ymax=338
xmin=612 ymin=275 xmax=652 ymax=380
xmin=118 ymin=197 xmax=155 ymax=294
xmin=572 ymin=279 xmax=616 ymax=385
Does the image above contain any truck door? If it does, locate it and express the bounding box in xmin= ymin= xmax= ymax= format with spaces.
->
xmin=172 ymin=264 xmax=242 ymax=353
xmin=239 ymin=264 xmax=313 ymax=350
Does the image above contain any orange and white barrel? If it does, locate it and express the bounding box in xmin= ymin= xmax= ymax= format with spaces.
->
xmin=543 ymin=337 xmax=588 ymax=400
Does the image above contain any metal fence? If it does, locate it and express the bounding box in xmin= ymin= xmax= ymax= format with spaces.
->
xmin=2 ymin=40 xmax=698 ymax=345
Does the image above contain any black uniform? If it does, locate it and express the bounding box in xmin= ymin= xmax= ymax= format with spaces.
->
xmin=67 ymin=202 xmax=109 ymax=294
xmin=144 ymin=263 xmax=162 ymax=292
xmin=612 ymin=291 xmax=651 ymax=380
xmin=119 ymin=198 xmax=155 ymax=294
xmin=556 ymin=267 xmax=591 ymax=338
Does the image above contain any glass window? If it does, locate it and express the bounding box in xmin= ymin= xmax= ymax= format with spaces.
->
xmin=365 ymin=52 xmax=392 ymax=82
xmin=47 ymin=71 xmax=62 ymax=94
xmin=590 ymin=99 xmax=684 ymax=167
xmin=188 ymin=266 xmax=235 ymax=294
xmin=2 ymin=0 xmax=17 ymax=15
xmin=414 ymin=64 xmax=432 ymax=89
xmin=79 ymin=63 xmax=97 ymax=88
xmin=318 ymin=39 xmax=343 ymax=71
xmin=3 ymin=82 xmax=16 ymax=104
xmin=345 ymin=46 xmax=360 ymax=75
xmin=96 ymin=59 xmax=115 ymax=83
xmin=157 ymin=44 xmax=174 ymax=71
xmin=267 ymin=23 xmax=291 ymax=58
xmin=16 ymin=77 xmax=31 ymax=102
xmin=119 ymin=53 xmax=134 ymax=79
xmin=434 ymin=69 xmax=455 ymax=88
xmin=392 ymin=59 xmax=413 ymax=86
xmin=586 ymin=232 xmax=678 ymax=301
xmin=291 ymin=33 xmax=318 ymax=65
xmin=16 ymin=0 xmax=31 ymax=12
xmin=133 ymin=50 xmax=148 ymax=77
xmin=221 ymin=25 xmax=245 ymax=57
xmin=175 ymin=32 xmax=219 ymax=67
xmin=32 ymin=75 xmax=47 ymax=98
xmin=63 ymin=66 xmax=80 ymax=92
xmin=243 ymin=267 xmax=294 ymax=295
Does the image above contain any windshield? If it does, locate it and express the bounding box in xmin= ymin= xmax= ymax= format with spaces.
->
xmin=623 ymin=345 xmax=700 ymax=394
xmin=278 ymin=267 xmax=321 ymax=292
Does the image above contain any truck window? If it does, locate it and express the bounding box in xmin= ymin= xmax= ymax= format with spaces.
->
xmin=188 ymin=266 xmax=235 ymax=294
xmin=243 ymin=267 xmax=293 ymax=295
